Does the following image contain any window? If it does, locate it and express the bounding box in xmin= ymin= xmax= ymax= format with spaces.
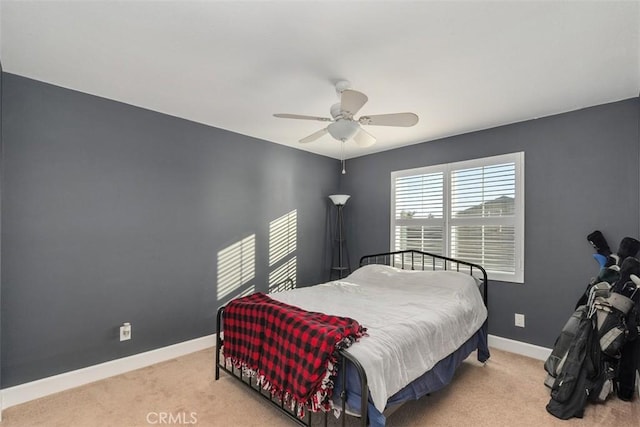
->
xmin=391 ymin=152 xmax=524 ymax=283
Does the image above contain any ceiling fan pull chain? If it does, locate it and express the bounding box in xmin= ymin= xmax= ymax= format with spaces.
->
xmin=341 ymin=141 xmax=346 ymax=174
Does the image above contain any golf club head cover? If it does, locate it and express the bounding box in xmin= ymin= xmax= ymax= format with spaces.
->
xmin=597 ymin=267 xmax=620 ymax=286
xmin=613 ymin=257 xmax=640 ymax=293
xmin=617 ymin=237 xmax=640 ymax=265
xmin=593 ymin=253 xmax=608 ymax=269
xmin=587 ymin=230 xmax=612 ymax=256
xmin=592 ymin=254 xmax=618 ymax=271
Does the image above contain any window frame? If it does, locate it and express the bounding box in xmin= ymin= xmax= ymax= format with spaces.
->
xmin=390 ymin=152 xmax=525 ymax=283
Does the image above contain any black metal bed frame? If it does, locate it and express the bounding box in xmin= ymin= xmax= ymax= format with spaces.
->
xmin=215 ymin=249 xmax=488 ymax=427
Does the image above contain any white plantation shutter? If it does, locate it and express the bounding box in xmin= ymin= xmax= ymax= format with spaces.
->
xmin=393 ymin=171 xmax=445 ymax=264
xmin=394 ymin=172 xmax=444 ymax=219
xmin=391 ymin=153 xmax=524 ymax=283
xmin=450 ymin=162 xmax=517 ymax=278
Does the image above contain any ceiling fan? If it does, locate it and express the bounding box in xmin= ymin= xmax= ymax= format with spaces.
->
xmin=273 ymin=80 xmax=419 ymax=148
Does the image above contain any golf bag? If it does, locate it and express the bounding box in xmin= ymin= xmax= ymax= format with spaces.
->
xmin=545 ymin=232 xmax=640 ymax=419
xmin=545 ymin=308 xmax=603 ymax=419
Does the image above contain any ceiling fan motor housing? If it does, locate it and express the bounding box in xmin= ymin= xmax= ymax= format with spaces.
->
xmin=330 ymin=103 xmax=342 ymax=119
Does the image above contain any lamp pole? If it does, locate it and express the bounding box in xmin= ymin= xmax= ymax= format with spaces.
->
xmin=329 ymin=195 xmax=351 ymax=279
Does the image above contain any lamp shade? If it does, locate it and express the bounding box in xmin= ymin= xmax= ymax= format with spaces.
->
xmin=329 ymin=194 xmax=351 ymax=205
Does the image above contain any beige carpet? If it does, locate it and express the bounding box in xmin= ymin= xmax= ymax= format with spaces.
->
xmin=1 ymin=347 xmax=638 ymax=426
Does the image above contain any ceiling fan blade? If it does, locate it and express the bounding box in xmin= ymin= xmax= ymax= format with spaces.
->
xmin=299 ymin=127 xmax=328 ymax=144
xmin=353 ymin=127 xmax=376 ymax=147
xmin=274 ymin=113 xmax=332 ymax=122
xmin=359 ymin=112 xmax=419 ymax=127
xmin=340 ymin=90 xmax=368 ymax=116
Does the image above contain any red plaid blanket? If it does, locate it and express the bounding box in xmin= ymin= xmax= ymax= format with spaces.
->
xmin=222 ymin=292 xmax=366 ymax=415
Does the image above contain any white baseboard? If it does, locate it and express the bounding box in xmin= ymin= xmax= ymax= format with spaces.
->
xmin=1 ymin=334 xmax=216 ymax=411
xmin=488 ymin=334 xmax=552 ymax=361
xmin=0 ymin=333 xmax=549 ymax=413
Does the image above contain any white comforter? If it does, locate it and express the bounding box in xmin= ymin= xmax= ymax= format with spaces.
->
xmin=269 ymin=264 xmax=488 ymax=412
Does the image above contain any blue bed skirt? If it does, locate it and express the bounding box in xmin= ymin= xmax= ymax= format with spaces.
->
xmin=335 ymin=323 xmax=490 ymax=427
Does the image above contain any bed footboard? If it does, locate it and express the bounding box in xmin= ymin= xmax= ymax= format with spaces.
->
xmin=215 ymin=304 xmax=368 ymax=426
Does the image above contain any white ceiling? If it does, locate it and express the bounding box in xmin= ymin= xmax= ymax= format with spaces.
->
xmin=1 ymin=1 xmax=639 ymax=160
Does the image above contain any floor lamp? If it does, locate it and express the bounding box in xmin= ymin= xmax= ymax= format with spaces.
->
xmin=329 ymin=194 xmax=351 ymax=279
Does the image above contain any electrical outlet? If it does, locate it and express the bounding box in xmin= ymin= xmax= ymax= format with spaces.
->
xmin=119 ymin=322 xmax=131 ymax=341
xmin=514 ymin=313 xmax=525 ymax=328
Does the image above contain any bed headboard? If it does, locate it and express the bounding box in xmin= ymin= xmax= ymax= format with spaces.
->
xmin=359 ymin=249 xmax=488 ymax=307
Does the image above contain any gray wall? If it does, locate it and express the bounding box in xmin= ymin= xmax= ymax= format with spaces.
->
xmin=340 ymin=98 xmax=640 ymax=348
xmin=1 ymin=73 xmax=339 ymax=387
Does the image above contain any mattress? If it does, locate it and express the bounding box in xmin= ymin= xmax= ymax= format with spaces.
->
xmin=269 ymin=263 xmax=488 ymax=412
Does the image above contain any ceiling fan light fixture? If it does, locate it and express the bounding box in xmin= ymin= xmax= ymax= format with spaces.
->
xmin=327 ymin=120 xmax=359 ymax=141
